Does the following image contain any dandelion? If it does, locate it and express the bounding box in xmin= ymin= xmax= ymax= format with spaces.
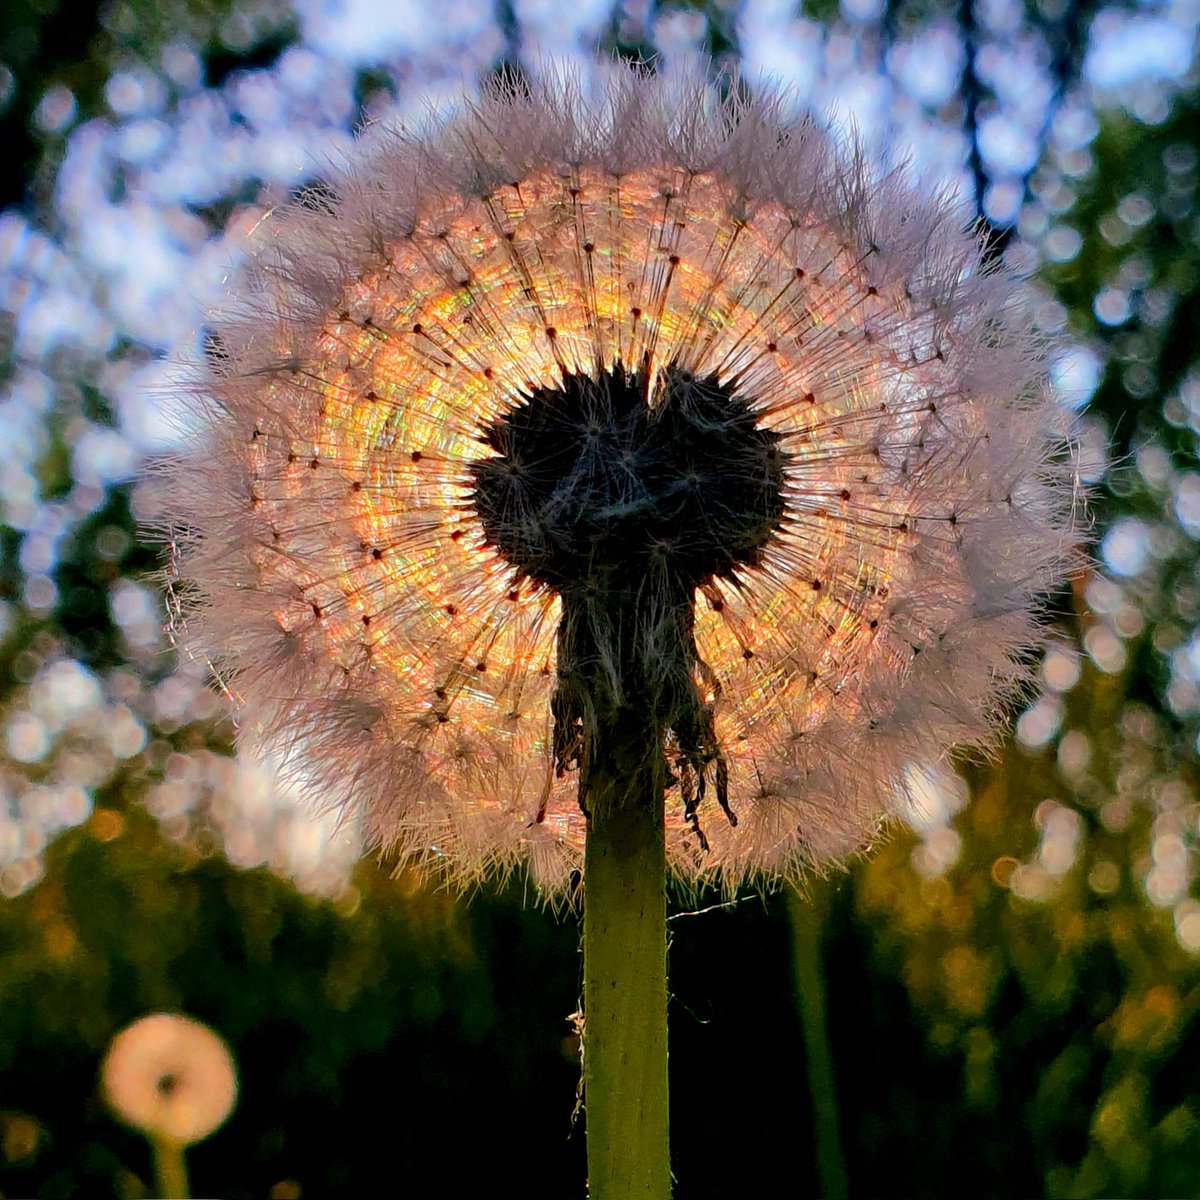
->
xmin=101 ymin=1012 xmax=237 ymax=1198
xmin=156 ymin=66 xmax=1077 ymax=1198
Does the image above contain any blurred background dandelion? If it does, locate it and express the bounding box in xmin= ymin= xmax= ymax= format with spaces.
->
xmin=0 ymin=1 xmax=1198 ymax=1197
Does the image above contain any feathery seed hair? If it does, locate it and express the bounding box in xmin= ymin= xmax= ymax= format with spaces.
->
xmin=160 ymin=68 xmax=1079 ymax=892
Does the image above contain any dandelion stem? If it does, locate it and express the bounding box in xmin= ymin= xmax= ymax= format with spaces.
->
xmin=151 ymin=1137 xmax=191 ymax=1200
xmin=583 ymin=704 xmax=671 ymax=1200
xmin=787 ymin=886 xmax=849 ymax=1200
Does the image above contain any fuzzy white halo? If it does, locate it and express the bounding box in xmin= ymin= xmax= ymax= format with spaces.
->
xmin=154 ymin=66 xmax=1080 ymax=892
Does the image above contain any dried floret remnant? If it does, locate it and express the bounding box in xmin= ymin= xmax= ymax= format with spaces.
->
xmin=471 ymin=363 xmax=786 ymax=838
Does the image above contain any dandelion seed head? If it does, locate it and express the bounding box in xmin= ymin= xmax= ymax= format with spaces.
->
xmin=156 ymin=67 xmax=1079 ymax=891
xmin=101 ymin=1013 xmax=237 ymax=1146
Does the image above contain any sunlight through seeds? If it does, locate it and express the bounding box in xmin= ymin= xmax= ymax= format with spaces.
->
xmin=155 ymin=68 xmax=1080 ymax=890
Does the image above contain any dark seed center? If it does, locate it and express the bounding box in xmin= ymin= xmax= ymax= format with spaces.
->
xmin=469 ymin=363 xmax=786 ymax=596
xmin=468 ymin=363 xmax=786 ymax=836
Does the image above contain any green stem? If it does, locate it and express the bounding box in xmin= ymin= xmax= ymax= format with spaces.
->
xmin=151 ymin=1136 xmax=191 ymax=1200
xmin=582 ymin=706 xmax=671 ymax=1200
xmin=786 ymin=887 xmax=849 ymax=1200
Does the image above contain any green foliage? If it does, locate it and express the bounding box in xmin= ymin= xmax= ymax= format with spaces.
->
xmin=1045 ymin=95 xmax=1200 ymax=464
xmin=0 ymin=0 xmax=294 ymax=210
xmin=0 ymin=793 xmax=584 ymax=1197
